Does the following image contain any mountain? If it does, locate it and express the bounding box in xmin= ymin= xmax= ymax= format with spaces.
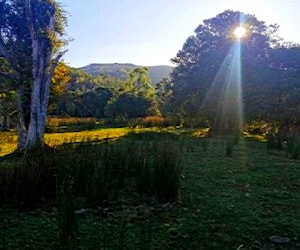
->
xmin=79 ymin=63 xmax=174 ymax=84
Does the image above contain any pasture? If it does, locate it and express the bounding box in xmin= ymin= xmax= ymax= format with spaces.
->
xmin=0 ymin=128 xmax=299 ymax=249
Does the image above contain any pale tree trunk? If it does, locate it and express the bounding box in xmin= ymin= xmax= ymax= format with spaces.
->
xmin=22 ymin=0 xmax=62 ymax=149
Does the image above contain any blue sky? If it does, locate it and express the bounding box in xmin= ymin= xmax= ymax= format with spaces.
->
xmin=60 ymin=0 xmax=300 ymax=67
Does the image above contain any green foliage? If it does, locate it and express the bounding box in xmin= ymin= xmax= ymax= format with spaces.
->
xmin=51 ymin=66 xmax=162 ymax=120
xmin=105 ymin=93 xmax=156 ymax=119
xmin=168 ymin=10 xmax=300 ymax=130
xmin=104 ymin=67 xmax=160 ymax=119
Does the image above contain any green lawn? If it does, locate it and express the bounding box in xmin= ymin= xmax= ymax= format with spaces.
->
xmin=0 ymin=132 xmax=299 ymax=249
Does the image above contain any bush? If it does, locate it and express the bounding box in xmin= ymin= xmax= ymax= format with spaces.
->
xmin=129 ymin=116 xmax=171 ymax=128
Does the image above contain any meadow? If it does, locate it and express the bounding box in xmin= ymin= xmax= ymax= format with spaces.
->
xmin=0 ymin=125 xmax=299 ymax=249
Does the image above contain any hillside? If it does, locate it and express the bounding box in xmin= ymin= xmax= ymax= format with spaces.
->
xmin=79 ymin=63 xmax=174 ymax=84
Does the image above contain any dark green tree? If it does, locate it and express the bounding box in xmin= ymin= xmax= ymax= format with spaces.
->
xmin=168 ymin=10 xmax=283 ymax=130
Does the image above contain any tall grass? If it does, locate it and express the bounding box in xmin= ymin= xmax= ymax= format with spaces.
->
xmin=46 ymin=117 xmax=101 ymax=132
xmin=286 ymin=134 xmax=300 ymax=159
xmin=56 ymin=164 xmax=77 ymax=247
xmin=0 ymin=147 xmax=56 ymax=208
xmin=0 ymin=131 xmax=183 ymax=247
xmin=266 ymin=131 xmax=300 ymax=159
xmin=47 ymin=117 xmax=98 ymax=127
xmin=0 ymin=131 xmax=182 ymax=207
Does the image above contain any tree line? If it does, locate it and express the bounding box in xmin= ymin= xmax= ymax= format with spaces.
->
xmin=50 ymin=65 xmax=161 ymax=119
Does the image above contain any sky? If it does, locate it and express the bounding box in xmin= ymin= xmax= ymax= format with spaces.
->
xmin=60 ymin=0 xmax=300 ymax=68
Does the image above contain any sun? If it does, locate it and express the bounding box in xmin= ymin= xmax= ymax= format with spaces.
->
xmin=234 ymin=26 xmax=246 ymax=39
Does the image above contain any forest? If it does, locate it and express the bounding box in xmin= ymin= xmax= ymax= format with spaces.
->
xmin=0 ymin=1 xmax=299 ymax=249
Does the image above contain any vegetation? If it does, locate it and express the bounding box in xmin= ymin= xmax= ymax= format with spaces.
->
xmin=168 ymin=10 xmax=300 ymax=136
xmin=0 ymin=132 xmax=299 ymax=249
xmin=79 ymin=63 xmax=173 ymax=85
xmin=0 ymin=6 xmax=299 ymax=250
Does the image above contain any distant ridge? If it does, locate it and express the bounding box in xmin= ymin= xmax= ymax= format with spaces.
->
xmin=79 ymin=63 xmax=174 ymax=84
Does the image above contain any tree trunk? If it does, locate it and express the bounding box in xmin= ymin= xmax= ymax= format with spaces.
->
xmin=25 ymin=38 xmax=56 ymax=148
xmin=16 ymin=86 xmax=28 ymax=149
xmin=20 ymin=0 xmax=61 ymax=149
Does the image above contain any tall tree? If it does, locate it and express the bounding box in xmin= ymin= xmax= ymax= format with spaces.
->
xmin=168 ymin=10 xmax=281 ymax=129
xmin=106 ymin=67 xmax=160 ymax=118
xmin=0 ymin=0 xmax=67 ymax=149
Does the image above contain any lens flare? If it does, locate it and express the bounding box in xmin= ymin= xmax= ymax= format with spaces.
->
xmin=202 ymin=41 xmax=244 ymax=133
xmin=234 ymin=26 xmax=246 ymax=39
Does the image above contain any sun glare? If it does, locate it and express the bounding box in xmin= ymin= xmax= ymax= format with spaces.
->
xmin=234 ymin=26 xmax=246 ymax=39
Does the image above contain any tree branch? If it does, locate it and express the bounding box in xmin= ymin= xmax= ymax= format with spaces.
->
xmin=25 ymin=0 xmax=35 ymax=40
xmin=50 ymin=50 xmax=67 ymax=74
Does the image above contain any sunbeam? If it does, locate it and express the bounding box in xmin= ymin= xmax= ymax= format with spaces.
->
xmin=202 ymin=41 xmax=244 ymax=133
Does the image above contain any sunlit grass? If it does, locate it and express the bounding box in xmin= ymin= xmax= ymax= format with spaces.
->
xmin=45 ymin=127 xmax=130 ymax=146
xmin=243 ymin=131 xmax=267 ymax=142
xmin=0 ymin=128 xmax=131 ymax=157
xmin=0 ymin=127 xmax=208 ymax=157
xmin=191 ymin=128 xmax=210 ymax=138
xmin=0 ymin=132 xmax=17 ymax=157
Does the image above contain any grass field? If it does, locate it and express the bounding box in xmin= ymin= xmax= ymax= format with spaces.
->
xmin=0 ymin=127 xmax=192 ymax=157
xmin=0 ymin=129 xmax=299 ymax=249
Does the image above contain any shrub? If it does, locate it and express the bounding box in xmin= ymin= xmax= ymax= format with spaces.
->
xmin=140 ymin=116 xmax=170 ymax=128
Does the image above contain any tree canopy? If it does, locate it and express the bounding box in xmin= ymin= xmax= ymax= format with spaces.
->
xmin=168 ymin=10 xmax=300 ymax=131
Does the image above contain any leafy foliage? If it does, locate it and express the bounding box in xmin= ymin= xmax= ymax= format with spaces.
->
xmin=168 ymin=10 xmax=300 ymax=133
